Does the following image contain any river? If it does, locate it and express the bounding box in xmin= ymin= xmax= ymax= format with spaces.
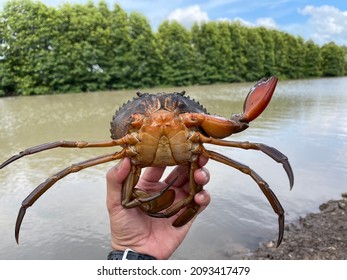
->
xmin=0 ymin=77 xmax=346 ymax=259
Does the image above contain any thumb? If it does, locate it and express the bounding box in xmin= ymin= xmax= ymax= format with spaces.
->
xmin=106 ymin=158 xmax=131 ymax=209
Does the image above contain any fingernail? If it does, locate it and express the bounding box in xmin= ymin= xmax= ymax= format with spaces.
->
xmin=196 ymin=192 xmax=205 ymax=202
xmin=201 ymin=167 xmax=210 ymax=182
xmin=196 ymin=191 xmax=210 ymax=205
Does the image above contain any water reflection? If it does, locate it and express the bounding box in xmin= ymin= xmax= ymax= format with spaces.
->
xmin=1 ymin=77 xmax=346 ymax=259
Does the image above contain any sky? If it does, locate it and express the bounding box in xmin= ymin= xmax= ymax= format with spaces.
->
xmin=1 ymin=0 xmax=347 ymax=45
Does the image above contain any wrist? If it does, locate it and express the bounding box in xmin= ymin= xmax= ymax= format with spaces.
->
xmin=108 ymin=248 xmax=156 ymax=260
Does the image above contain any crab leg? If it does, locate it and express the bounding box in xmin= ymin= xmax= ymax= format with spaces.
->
xmin=135 ymin=188 xmax=176 ymax=214
xmin=199 ymin=135 xmax=294 ymax=189
xmin=121 ymin=165 xmax=177 ymax=209
xmin=172 ymin=161 xmax=202 ymax=227
xmin=0 ymin=139 xmax=127 ymax=169
xmin=203 ymin=149 xmax=284 ymax=247
xmin=148 ymin=162 xmax=202 ymax=227
xmin=15 ymin=150 xmax=126 ymax=244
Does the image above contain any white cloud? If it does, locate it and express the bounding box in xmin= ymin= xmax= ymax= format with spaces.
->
xmin=167 ymin=5 xmax=209 ymax=28
xmin=299 ymin=5 xmax=347 ymax=45
xmin=255 ymin=17 xmax=277 ymax=29
xmin=218 ymin=16 xmax=277 ymax=30
xmin=230 ymin=17 xmax=253 ymax=26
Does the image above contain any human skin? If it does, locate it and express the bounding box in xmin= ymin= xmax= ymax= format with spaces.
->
xmin=106 ymin=156 xmax=211 ymax=259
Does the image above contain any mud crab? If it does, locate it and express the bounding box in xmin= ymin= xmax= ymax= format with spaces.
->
xmin=1 ymin=77 xmax=293 ymax=247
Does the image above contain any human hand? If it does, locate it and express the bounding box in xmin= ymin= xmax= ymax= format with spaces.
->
xmin=106 ymin=156 xmax=211 ymax=259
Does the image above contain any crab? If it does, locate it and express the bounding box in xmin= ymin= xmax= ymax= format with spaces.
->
xmin=1 ymin=76 xmax=293 ymax=247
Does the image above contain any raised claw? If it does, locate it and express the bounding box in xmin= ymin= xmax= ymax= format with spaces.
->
xmin=181 ymin=77 xmax=278 ymax=139
xmin=238 ymin=76 xmax=278 ymax=123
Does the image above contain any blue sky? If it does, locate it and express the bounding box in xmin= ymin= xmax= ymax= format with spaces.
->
xmin=1 ymin=0 xmax=346 ymax=45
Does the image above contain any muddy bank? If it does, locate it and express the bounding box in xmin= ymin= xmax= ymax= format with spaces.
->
xmin=244 ymin=193 xmax=347 ymax=260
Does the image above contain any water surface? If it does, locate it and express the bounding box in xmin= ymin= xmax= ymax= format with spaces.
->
xmin=1 ymin=77 xmax=346 ymax=259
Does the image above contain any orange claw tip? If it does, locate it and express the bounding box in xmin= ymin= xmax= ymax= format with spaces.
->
xmin=242 ymin=76 xmax=278 ymax=123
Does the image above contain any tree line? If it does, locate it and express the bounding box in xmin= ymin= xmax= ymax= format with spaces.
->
xmin=0 ymin=0 xmax=346 ymax=96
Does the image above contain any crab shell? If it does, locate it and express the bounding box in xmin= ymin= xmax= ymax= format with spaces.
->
xmin=111 ymin=91 xmax=208 ymax=140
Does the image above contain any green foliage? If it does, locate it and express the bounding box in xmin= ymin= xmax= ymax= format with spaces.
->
xmin=191 ymin=21 xmax=235 ymax=84
xmin=228 ymin=22 xmax=248 ymax=82
xmin=243 ymin=27 xmax=265 ymax=81
xmin=321 ymin=42 xmax=345 ymax=77
xmin=282 ymin=34 xmax=306 ymax=79
xmin=126 ymin=12 xmax=161 ymax=88
xmin=157 ymin=21 xmax=195 ymax=86
xmin=343 ymin=46 xmax=347 ymax=74
xmin=304 ymin=40 xmax=322 ymax=77
xmin=271 ymin=31 xmax=289 ymax=79
xmin=255 ymin=27 xmax=275 ymax=78
xmin=0 ymin=0 xmax=55 ymax=95
xmin=106 ymin=4 xmax=132 ymax=89
xmin=0 ymin=0 xmax=345 ymax=96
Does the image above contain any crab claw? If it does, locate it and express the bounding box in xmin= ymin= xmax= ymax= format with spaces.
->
xmin=239 ymin=76 xmax=278 ymax=123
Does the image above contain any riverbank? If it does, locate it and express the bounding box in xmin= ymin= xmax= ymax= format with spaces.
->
xmin=244 ymin=193 xmax=347 ymax=260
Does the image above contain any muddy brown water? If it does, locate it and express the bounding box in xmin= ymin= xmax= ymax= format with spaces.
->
xmin=1 ymin=77 xmax=346 ymax=259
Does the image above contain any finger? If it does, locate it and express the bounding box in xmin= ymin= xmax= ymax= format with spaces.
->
xmin=178 ymin=190 xmax=211 ymax=227
xmin=163 ymin=165 xmax=189 ymax=187
xmin=194 ymin=189 xmax=211 ymax=214
xmin=163 ymin=156 xmax=209 ymax=186
xmin=194 ymin=166 xmax=210 ymax=186
xmin=195 ymin=191 xmax=211 ymax=215
xmin=173 ymin=166 xmax=210 ymax=200
xmin=141 ymin=166 xmax=166 ymax=183
xmin=164 ymin=164 xmax=210 ymax=191
xmin=137 ymin=166 xmax=168 ymax=192
xmin=106 ymin=158 xmax=131 ymax=187
xmin=198 ymin=155 xmax=209 ymax=167
xmin=106 ymin=158 xmax=131 ymax=208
